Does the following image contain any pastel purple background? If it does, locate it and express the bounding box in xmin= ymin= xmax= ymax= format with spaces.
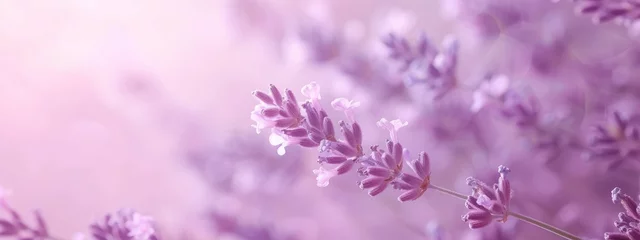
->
xmin=1 ymin=0 xmax=640 ymax=239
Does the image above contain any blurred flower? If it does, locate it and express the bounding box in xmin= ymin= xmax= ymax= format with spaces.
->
xmin=471 ymin=74 xmax=510 ymax=112
xmin=569 ymin=0 xmax=640 ymax=28
xmin=126 ymin=213 xmax=156 ymax=240
xmin=0 ymin=188 xmax=52 ymax=240
xmin=382 ymin=33 xmax=459 ymax=99
xmin=91 ymin=209 xmax=158 ymax=240
xmin=587 ymin=111 xmax=640 ymax=169
xmin=500 ymin=90 xmax=539 ymax=127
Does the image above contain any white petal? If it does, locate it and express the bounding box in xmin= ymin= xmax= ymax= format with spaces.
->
xmin=377 ymin=118 xmax=390 ymax=129
xmin=390 ymin=119 xmax=408 ymax=130
xmin=317 ymin=181 xmax=328 ymax=187
xmin=277 ymin=145 xmax=287 ymax=156
xmin=269 ymin=133 xmax=285 ymax=146
xmin=331 ymin=98 xmax=350 ymax=111
xmin=301 ymin=82 xmax=321 ymax=100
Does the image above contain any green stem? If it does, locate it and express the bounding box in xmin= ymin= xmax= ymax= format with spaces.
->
xmin=428 ymin=184 xmax=582 ymax=240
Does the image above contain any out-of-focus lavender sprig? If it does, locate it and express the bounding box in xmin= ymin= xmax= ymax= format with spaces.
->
xmin=587 ymin=111 xmax=640 ymax=169
xmin=88 ymin=209 xmax=158 ymax=240
xmin=470 ymin=73 xmax=586 ymax=163
xmin=0 ymin=187 xmax=158 ymax=240
xmin=186 ymin=129 xmax=305 ymax=194
xmin=566 ymin=0 xmax=640 ymax=29
xmin=381 ymin=33 xmax=460 ymax=100
xmin=0 ymin=191 xmax=56 ymax=240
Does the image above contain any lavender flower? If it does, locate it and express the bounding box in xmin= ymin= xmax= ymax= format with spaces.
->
xmin=251 ymin=84 xmax=315 ymax=155
xmin=390 ymin=151 xmax=432 ymax=202
xmin=605 ymin=187 xmax=640 ymax=240
xmin=356 ymin=142 xmax=405 ymax=197
xmin=462 ymin=166 xmax=512 ymax=229
xmin=249 ymin=83 xmax=583 ymax=239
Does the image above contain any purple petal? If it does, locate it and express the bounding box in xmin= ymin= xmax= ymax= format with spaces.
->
xmin=398 ymin=189 xmax=423 ymax=202
xmin=359 ymin=177 xmax=386 ymax=189
xmin=252 ymin=90 xmax=274 ymax=105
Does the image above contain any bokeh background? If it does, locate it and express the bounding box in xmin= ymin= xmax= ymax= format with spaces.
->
xmin=1 ymin=0 xmax=640 ymax=239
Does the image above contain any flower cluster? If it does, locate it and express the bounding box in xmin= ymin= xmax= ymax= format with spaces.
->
xmin=0 ymin=187 xmax=158 ymax=240
xmin=605 ymin=187 xmax=640 ymax=240
xmin=381 ymin=33 xmax=459 ymax=99
xmin=462 ymin=166 xmax=512 ymax=229
xmin=0 ymin=194 xmax=52 ymax=240
xmin=587 ymin=111 xmax=640 ymax=169
xmin=569 ymin=0 xmax=640 ymax=28
xmin=249 ymin=82 xmax=587 ymax=240
xmin=88 ymin=209 xmax=157 ymax=240
xmin=251 ymin=82 xmax=435 ymax=201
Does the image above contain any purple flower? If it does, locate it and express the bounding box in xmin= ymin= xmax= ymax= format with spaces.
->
xmin=471 ymin=74 xmax=511 ymax=112
xmin=251 ymin=84 xmax=323 ymax=154
xmin=462 ymin=166 xmax=512 ymax=229
xmin=250 ymin=84 xmax=304 ymax=135
xmin=605 ymin=187 xmax=640 ymax=240
xmin=390 ymin=151 xmax=432 ymax=202
xmin=382 ymin=33 xmax=459 ymax=99
xmin=357 ymin=141 xmax=406 ymax=197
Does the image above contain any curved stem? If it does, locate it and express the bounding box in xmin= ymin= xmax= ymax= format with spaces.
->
xmin=508 ymin=212 xmax=581 ymax=240
xmin=428 ymin=183 xmax=468 ymax=200
xmin=428 ymin=184 xmax=582 ymax=240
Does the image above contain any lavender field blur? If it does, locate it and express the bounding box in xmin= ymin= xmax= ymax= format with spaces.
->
xmin=2 ymin=0 xmax=640 ymax=239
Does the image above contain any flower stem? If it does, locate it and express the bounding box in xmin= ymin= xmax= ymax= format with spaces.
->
xmin=428 ymin=184 xmax=582 ymax=240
